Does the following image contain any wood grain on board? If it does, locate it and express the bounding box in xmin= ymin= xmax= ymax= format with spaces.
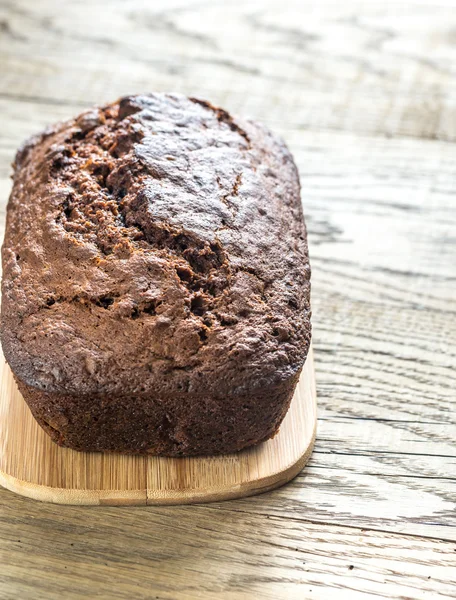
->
xmin=0 ymin=0 xmax=455 ymax=598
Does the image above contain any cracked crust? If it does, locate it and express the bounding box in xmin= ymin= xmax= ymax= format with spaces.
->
xmin=1 ymin=93 xmax=311 ymax=455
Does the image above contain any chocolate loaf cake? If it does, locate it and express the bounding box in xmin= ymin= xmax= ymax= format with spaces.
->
xmin=1 ymin=93 xmax=311 ymax=456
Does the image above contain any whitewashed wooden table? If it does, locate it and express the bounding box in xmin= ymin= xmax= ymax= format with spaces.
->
xmin=0 ymin=0 xmax=455 ymax=598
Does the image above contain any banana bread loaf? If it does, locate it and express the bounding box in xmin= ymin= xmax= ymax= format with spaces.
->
xmin=1 ymin=93 xmax=311 ymax=456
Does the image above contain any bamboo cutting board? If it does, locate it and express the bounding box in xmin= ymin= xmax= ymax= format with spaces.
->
xmin=0 ymin=346 xmax=316 ymax=505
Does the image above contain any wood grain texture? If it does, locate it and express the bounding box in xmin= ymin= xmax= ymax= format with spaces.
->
xmin=0 ymin=349 xmax=316 ymax=505
xmin=1 ymin=0 xmax=456 ymax=597
xmin=3 ymin=0 xmax=456 ymax=142
xmin=2 ymin=499 xmax=456 ymax=600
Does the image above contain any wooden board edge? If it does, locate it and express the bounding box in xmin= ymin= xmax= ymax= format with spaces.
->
xmin=0 ymin=470 xmax=148 ymax=505
xmin=146 ymin=421 xmax=317 ymax=505
xmin=0 ymin=423 xmax=316 ymax=506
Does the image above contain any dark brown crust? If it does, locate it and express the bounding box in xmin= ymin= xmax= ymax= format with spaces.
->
xmin=1 ymin=93 xmax=311 ymax=456
xmin=15 ymin=372 xmax=299 ymax=456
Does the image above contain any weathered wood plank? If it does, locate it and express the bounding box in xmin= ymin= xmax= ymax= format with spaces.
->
xmin=1 ymin=490 xmax=456 ymax=600
xmin=3 ymin=0 xmax=456 ymax=140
